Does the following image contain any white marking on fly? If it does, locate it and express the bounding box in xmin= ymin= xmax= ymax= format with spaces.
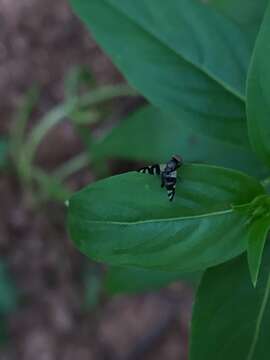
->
xmin=160 ymin=164 xmax=166 ymax=172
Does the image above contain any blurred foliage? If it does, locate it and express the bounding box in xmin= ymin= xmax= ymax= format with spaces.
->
xmin=82 ymin=265 xmax=103 ymax=311
xmin=0 ymin=138 xmax=9 ymax=170
xmin=105 ymin=266 xmax=200 ymax=295
xmin=0 ymin=262 xmax=18 ymax=346
xmin=0 ymin=262 xmax=17 ymax=315
xmin=7 ymin=66 xmax=136 ymax=206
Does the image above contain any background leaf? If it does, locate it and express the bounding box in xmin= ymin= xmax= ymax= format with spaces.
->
xmin=105 ymin=266 xmax=200 ymax=295
xmin=70 ymin=0 xmax=248 ymax=141
xmin=94 ymin=105 xmax=267 ymax=177
xmin=247 ymin=2 xmax=270 ymax=167
xmin=68 ymin=164 xmax=265 ymax=273
xmin=190 ymin=239 xmax=270 ymax=360
xmin=0 ymin=262 xmax=17 ymax=315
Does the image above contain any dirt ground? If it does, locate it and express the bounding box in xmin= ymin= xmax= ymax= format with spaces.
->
xmin=0 ymin=0 xmax=193 ymax=359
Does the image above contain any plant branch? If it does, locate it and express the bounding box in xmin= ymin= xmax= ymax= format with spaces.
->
xmin=22 ymin=83 xmax=137 ymax=178
xmin=53 ymin=152 xmax=90 ymax=181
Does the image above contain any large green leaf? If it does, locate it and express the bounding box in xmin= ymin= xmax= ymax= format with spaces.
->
xmin=68 ymin=165 xmax=265 ymax=273
xmin=70 ymin=0 xmax=248 ymax=140
xmin=105 ymin=266 xmax=200 ymax=294
xmin=209 ymin=0 xmax=268 ymax=42
xmin=94 ymin=105 xmax=267 ymax=177
xmin=247 ymin=2 xmax=270 ymax=168
xmin=190 ymin=239 xmax=270 ymax=360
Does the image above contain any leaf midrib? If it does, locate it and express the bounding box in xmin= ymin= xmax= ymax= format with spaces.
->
xmin=104 ymin=0 xmax=245 ymax=103
xmin=74 ymin=208 xmax=240 ymax=226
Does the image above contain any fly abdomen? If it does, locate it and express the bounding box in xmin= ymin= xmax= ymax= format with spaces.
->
xmin=166 ymin=182 xmax=176 ymax=190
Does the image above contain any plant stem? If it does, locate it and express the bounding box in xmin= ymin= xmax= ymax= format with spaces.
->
xmin=10 ymin=86 xmax=40 ymax=165
xmin=78 ymin=83 xmax=137 ymax=108
xmin=23 ymin=84 xmax=137 ymax=177
xmin=53 ymin=152 xmax=89 ymax=181
xmin=32 ymin=167 xmax=72 ymax=202
xmin=24 ymin=101 xmax=76 ymax=169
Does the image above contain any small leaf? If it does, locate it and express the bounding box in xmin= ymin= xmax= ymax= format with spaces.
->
xmin=68 ymin=164 xmax=265 ymax=273
xmin=190 ymin=239 xmax=270 ymax=360
xmin=94 ymin=105 xmax=267 ymax=177
xmin=105 ymin=266 xmax=200 ymax=294
xmin=247 ymin=1 xmax=270 ymax=167
xmin=248 ymin=215 xmax=270 ymax=286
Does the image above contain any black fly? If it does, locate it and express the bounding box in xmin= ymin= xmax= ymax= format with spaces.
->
xmin=138 ymin=155 xmax=183 ymax=201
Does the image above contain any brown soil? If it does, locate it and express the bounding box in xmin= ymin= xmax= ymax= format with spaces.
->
xmin=0 ymin=1 xmax=193 ymax=359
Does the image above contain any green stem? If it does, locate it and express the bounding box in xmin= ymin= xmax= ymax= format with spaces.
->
xmin=24 ymin=101 xmax=76 ymax=169
xmin=32 ymin=167 xmax=72 ymax=202
xmin=53 ymin=152 xmax=89 ymax=181
xmin=23 ymin=84 xmax=136 ymax=176
xmin=78 ymin=83 xmax=137 ymax=108
xmin=10 ymin=86 xmax=40 ymax=167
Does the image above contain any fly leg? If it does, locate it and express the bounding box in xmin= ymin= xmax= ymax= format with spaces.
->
xmin=168 ymin=187 xmax=175 ymax=201
xmin=161 ymin=173 xmax=165 ymax=188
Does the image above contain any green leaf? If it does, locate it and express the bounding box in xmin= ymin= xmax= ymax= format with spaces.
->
xmin=70 ymin=0 xmax=248 ymax=140
xmin=247 ymin=2 xmax=270 ymax=168
xmin=105 ymin=266 xmax=200 ymax=295
xmin=95 ymin=105 xmax=267 ymax=177
xmin=248 ymin=215 xmax=270 ymax=287
xmin=68 ymin=164 xmax=265 ymax=273
xmin=209 ymin=0 xmax=268 ymax=42
xmin=190 ymin=239 xmax=270 ymax=360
